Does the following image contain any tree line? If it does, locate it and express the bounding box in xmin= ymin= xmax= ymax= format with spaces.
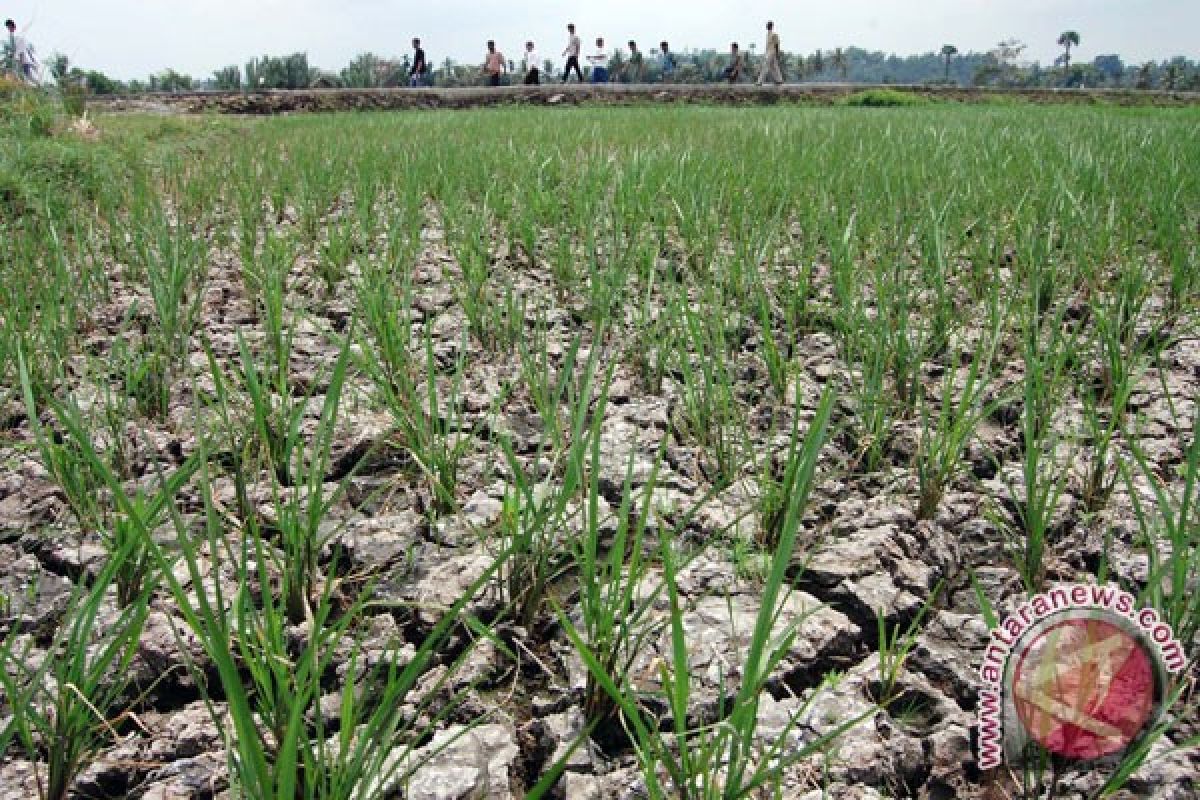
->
xmin=42 ymin=37 xmax=1200 ymax=95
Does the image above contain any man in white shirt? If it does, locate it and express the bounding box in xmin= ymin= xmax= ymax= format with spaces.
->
xmin=561 ymin=23 xmax=583 ymax=82
xmin=588 ymin=38 xmax=609 ymax=83
xmin=5 ymin=20 xmax=37 ymax=83
xmin=523 ymin=42 xmax=540 ymax=85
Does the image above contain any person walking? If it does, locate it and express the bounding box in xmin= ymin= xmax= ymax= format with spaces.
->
xmin=623 ymin=41 xmax=645 ymax=83
xmin=658 ymin=41 xmax=677 ymax=82
xmin=522 ymin=42 xmax=541 ymax=85
xmin=409 ymin=38 xmax=429 ymax=87
xmin=562 ymin=23 xmax=583 ymax=82
xmin=483 ymin=40 xmax=507 ymax=86
xmin=757 ymin=21 xmax=783 ymax=86
xmin=5 ymin=20 xmax=37 ymax=84
xmin=588 ymin=38 xmax=610 ymax=83
xmin=722 ymin=42 xmax=744 ymax=83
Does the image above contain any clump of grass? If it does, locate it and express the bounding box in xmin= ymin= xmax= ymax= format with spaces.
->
xmin=840 ymin=88 xmax=928 ymax=107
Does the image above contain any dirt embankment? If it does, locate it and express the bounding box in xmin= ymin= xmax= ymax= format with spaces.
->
xmin=93 ymin=84 xmax=1200 ymax=114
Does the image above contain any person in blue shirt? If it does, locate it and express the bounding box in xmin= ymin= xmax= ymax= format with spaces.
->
xmin=658 ymin=41 xmax=677 ymax=82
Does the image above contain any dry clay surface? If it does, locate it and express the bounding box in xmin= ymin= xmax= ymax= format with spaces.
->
xmin=1 ymin=159 xmax=1198 ymax=797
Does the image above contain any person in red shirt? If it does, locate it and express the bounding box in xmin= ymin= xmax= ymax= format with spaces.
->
xmin=482 ymin=40 xmax=507 ymax=87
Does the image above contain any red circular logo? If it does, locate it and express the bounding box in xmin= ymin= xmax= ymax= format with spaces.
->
xmin=1012 ymin=617 xmax=1156 ymax=760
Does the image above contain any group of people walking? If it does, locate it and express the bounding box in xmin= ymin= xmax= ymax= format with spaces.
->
xmin=3 ymin=17 xmax=782 ymax=90
xmin=409 ymin=20 xmax=785 ymax=88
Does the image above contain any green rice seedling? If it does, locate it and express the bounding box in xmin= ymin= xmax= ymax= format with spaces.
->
xmin=442 ymin=196 xmax=498 ymax=351
xmin=355 ymin=254 xmax=415 ymax=397
xmin=518 ymin=320 xmax=583 ymax=455
xmin=757 ymin=389 xmax=831 ymax=550
xmin=838 ymin=309 xmax=896 ymax=475
xmin=0 ymin=545 xmax=150 ymax=800
xmin=236 ymin=332 xmax=308 ymax=487
xmin=105 ymin=318 xmax=172 ymax=424
xmin=1148 ymin=177 xmax=1197 ymax=317
xmin=822 ymin=205 xmax=861 ymax=322
xmin=874 ymin=263 xmax=924 ymax=414
xmin=1078 ymin=377 xmax=1133 ymax=517
xmin=219 ymin=326 xmax=352 ymax=623
xmin=350 ymin=163 xmax=383 ymax=246
xmin=570 ymin=430 xmax=675 ymax=738
xmin=997 ymin=264 xmax=1078 ymax=595
xmin=157 ymin=468 xmax=510 ymax=800
xmin=549 ymin=227 xmax=580 ymax=299
xmin=359 ymin=319 xmax=472 ymax=515
xmin=1096 ymin=685 xmax=1199 ymax=798
xmin=55 ymin=383 xmax=513 ymax=800
xmin=317 ymin=212 xmax=357 ymax=297
xmin=133 ymin=207 xmax=208 ymax=371
xmin=18 ymin=350 xmax=108 ymax=533
xmin=264 ymin=337 xmax=353 ymax=625
xmin=872 ymin=582 xmax=941 ymax=707
xmin=562 ymin=391 xmax=870 ymax=798
xmin=1124 ymin=406 xmax=1200 ymax=651
xmin=295 ymin=155 xmax=342 ymax=248
xmin=20 ymin=348 xmax=203 ymax=605
xmin=256 ymin=230 xmax=296 ymax=383
xmin=233 ymin=170 xmax=265 ymax=269
xmin=1078 ymin=271 xmax=1144 ymax=513
xmin=494 ymin=347 xmax=606 ymax=629
xmin=914 ymin=306 xmax=1004 ymax=520
xmin=3 ymin=233 xmax=77 ymax=406
xmin=489 ymin=282 xmax=528 ymax=355
xmin=673 ymin=301 xmax=749 ymax=489
xmin=627 ymin=266 xmax=674 ymax=395
xmin=753 ymin=280 xmax=792 ymax=403
xmin=403 ymin=327 xmax=475 ymax=516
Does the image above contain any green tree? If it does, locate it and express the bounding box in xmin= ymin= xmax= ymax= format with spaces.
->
xmin=832 ymin=47 xmax=848 ymax=80
xmin=213 ymin=65 xmax=241 ymax=90
xmin=244 ymin=53 xmax=313 ymax=90
xmin=974 ymin=39 xmax=1027 ymax=87
xmin=83 ymin=70 xmax=121 ymax=95
xmin=809 ymin=49 xmax=825 ymax=79
xmin=48 ymin=53 xmax=70 ymax=85
xmin=151 ymin=68 xmax=193 ymax=92
xmin=940 ymin=44 xmax=958 ymax=82
xmin=1136 ymin=62 xmax=1154 ymax=89
xmin=1057 ymin=30 xmax=1080 ymax=73
xmin=341 ymin=52 xmax=382 ymax=88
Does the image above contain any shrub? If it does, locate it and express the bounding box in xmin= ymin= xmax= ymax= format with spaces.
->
xmin=841 ymin=88 xmax=928 ymax=107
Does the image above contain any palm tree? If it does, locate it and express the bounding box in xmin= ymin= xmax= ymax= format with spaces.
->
xmin=1057 ymin=31 xmax=1080 ymax=72
xmin=940 ymin=44 xmax=958 ymax=83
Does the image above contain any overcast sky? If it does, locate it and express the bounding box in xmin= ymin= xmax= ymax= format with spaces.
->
xmin=5 ymin=1 xmax=1198 ymax=80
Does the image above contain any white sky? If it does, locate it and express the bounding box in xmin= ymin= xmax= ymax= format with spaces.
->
xmin=6 ymin=0 xmax=1198 ymax=80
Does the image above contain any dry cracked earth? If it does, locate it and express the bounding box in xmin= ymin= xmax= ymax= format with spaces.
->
xmin=0 ymin=197 xmax=1198 ymax=800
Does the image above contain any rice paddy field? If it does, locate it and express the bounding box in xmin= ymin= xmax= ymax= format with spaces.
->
xmin=1 ymin=101 xmax=1198 ymax=799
